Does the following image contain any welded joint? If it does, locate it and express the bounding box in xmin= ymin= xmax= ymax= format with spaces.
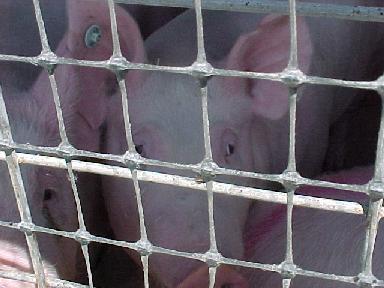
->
xmin=203 ymin=251 xmax=223 ymax=268
xmin=368 ymin=180 xmax=384 ymax=202
xmin=375 ymin=75 xmax=384 ymax=97
xmin=355 ymin=272 xmax=378 ymax=288
xmin=281 ymin=170 xmax=301 ymax=191
xmin=279 ymin=261 xmax=297 ymax=280
xmin=18 ymin=222 xmax=36 ymax=236
xmin=0 ymin=143 xmax=14 ymax=156
xmin=56 ymin=143 xmax=77 ymax=160
xmin=136 ymin=239 xmax=153 ymax=256
xmin=190 ymin=61 xmax=215 ymax=86
xmin=280 ymin=68 xmax=307 ymax=89
xmin=123 ymin=150 xmax=143 ymax=170
xmin=196 ymin=160 xmax=218 ymax=183
xmin=108 ymin=55 xmax=131 ymax=76
xmin=74 ymin=229 xmax=92 ymax=246
xmin=37 ymin=51 xmax=58 ymax=75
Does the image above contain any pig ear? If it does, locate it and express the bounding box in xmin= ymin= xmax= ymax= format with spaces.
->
xmin=62 ymin=0 xmax=145 ymax=130
xmin=226 ymin=15 xmax=312 ymax=120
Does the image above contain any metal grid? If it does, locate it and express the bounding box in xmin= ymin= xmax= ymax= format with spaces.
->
xmin=0 ymin=0 xmax=383 ymax=287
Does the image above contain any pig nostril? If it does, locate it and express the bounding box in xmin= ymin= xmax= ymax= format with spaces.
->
xmin=43 ymin=189 xmax=54 ymax=201
xmin=135 ymin=144 xmax=144 ymax=156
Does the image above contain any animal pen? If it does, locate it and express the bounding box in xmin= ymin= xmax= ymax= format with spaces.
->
xmin=0 ymin=0 xmax=383 ymax=287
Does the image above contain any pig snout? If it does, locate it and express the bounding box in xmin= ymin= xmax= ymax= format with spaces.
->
xmin=0 ymin=242 xmax=58 ymax=287
xmin=177 ymin=265 xmax=249 ymax=288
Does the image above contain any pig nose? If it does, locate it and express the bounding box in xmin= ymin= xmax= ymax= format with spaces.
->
xmin=177 ymin=265 xmax=248 ymax=288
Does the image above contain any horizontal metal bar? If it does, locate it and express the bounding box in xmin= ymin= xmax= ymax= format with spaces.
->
xmin=114 ymin=0 xmax=384 ymax=23
xmin=0 ymin=269 xmax=88 ymax=288
xmin=1 ymin=220 xmax=382 ymax=287
xmin=0 ymin=151 xmax=380 ymax=216
xmin=0 ymin=54 xmax=379 ymax=92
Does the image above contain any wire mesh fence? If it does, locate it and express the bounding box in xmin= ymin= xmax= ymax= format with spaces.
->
xmin=0 ymin=0 xmax=383 ymax=287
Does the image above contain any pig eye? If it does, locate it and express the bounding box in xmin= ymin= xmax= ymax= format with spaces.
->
xmin=43 ymin=188 xmax=55 ymax=201
xmin=84 ymin=24 xmax=102 ymax=48
xmin=222 ymin=129 xmax=237 ymax=165
xmin=226 ymin=144 xmax=235 ymax=156
xmin=135 ymin=144 xmax=144 ymax=156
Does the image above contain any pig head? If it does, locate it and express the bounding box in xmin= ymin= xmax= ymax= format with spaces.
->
xmin=246 ymin=166 xmax=383 ymax=287
xmin=100 ymin=10 xmax=311 ymax=288
xmin=0 ymin=95 xmax=80 ymax=286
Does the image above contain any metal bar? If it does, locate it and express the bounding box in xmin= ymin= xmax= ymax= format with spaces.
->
xmin=0 ymin=54 xmax=379 ymax=92
xmin=0 ymin=152 xmax=378 ymax=216
xmin=114 ymin=0 xmax=384 ymax=23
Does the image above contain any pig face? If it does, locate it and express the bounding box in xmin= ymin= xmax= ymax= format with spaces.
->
xmin=101 ymin=13 xmax=313 ymax=287
xmin=0 ymin=97 xmax=79 ymax=285
xmin=0 ymin=164 xmax=79 ymax=284
xmin=103 ymin=73 xmax=255 ymax=287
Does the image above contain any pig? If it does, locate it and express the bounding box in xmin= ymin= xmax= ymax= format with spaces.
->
xmin=0 ymin=94 xmax=81 ymax=286
xmin=94 ymin=3 xmax=384 ymax=287
xmin=42 ymin=0 xmax=384 ymax=287
xmin=246 ymin=166 xmax=384 ymax=287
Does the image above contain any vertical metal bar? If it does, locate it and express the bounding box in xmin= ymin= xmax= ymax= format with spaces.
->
xmin=284 ymin=1 xmax=298 ymax=286
xmin=0 ymin=86 xmax=13 ymax=142
xmin=287 ymin=88 xmax=297 ymax=173
xmin=117 ymin=78 xmax=148 ymax=242
xmin=208 ymin=266 xmax=217 ymax=288
xmin=285 ymin=189 xmax=294 ymax=264
xmin=108 ymin=0 xmax=123 ymax=58
xmin=48 ymin=74 xmax=70 ymax=146
xmin=32 ymin=0 xmax=51 ymax=53
xmin=282 ymin=278 xmax=292 ymax=288
xmin=141 ymin=254 xmax=150 ymax=288
xmin=118 ymin=73 xmax=136 ymax=154
xmin=193 ymin=1 xmax=218 ymax=287
xmin=373 ymin=94 xmax=384 ymax=181
xmin=6 ymin=153 xmax=47 ymax=288
xmin=359 ymin=93 xmax=384 ymax=279
xmin=193 ymin=0 xmax=207 ymax=63
xmin=287 ymin=0 xmax=299 ymax=70
xmin=201 ymin=86 xmax=213 ymax=161
xmin=286 ymin=0 xmax=299 ymax=173
xmin=107 ymin=0 xmax=150 ymax=283
xmin=0 ymin=86 xmax=47 ymax=288
xmin=67 ymin=162 xmax=94 ymax=288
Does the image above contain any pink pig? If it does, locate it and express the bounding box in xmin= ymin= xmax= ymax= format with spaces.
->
xmin=0 ymin=95 xmax=81 ymax=286
xmin=38 ymin=0 xmax=384 ymax=287
xmin=246 ymin=166 xmax=383 ymax=287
